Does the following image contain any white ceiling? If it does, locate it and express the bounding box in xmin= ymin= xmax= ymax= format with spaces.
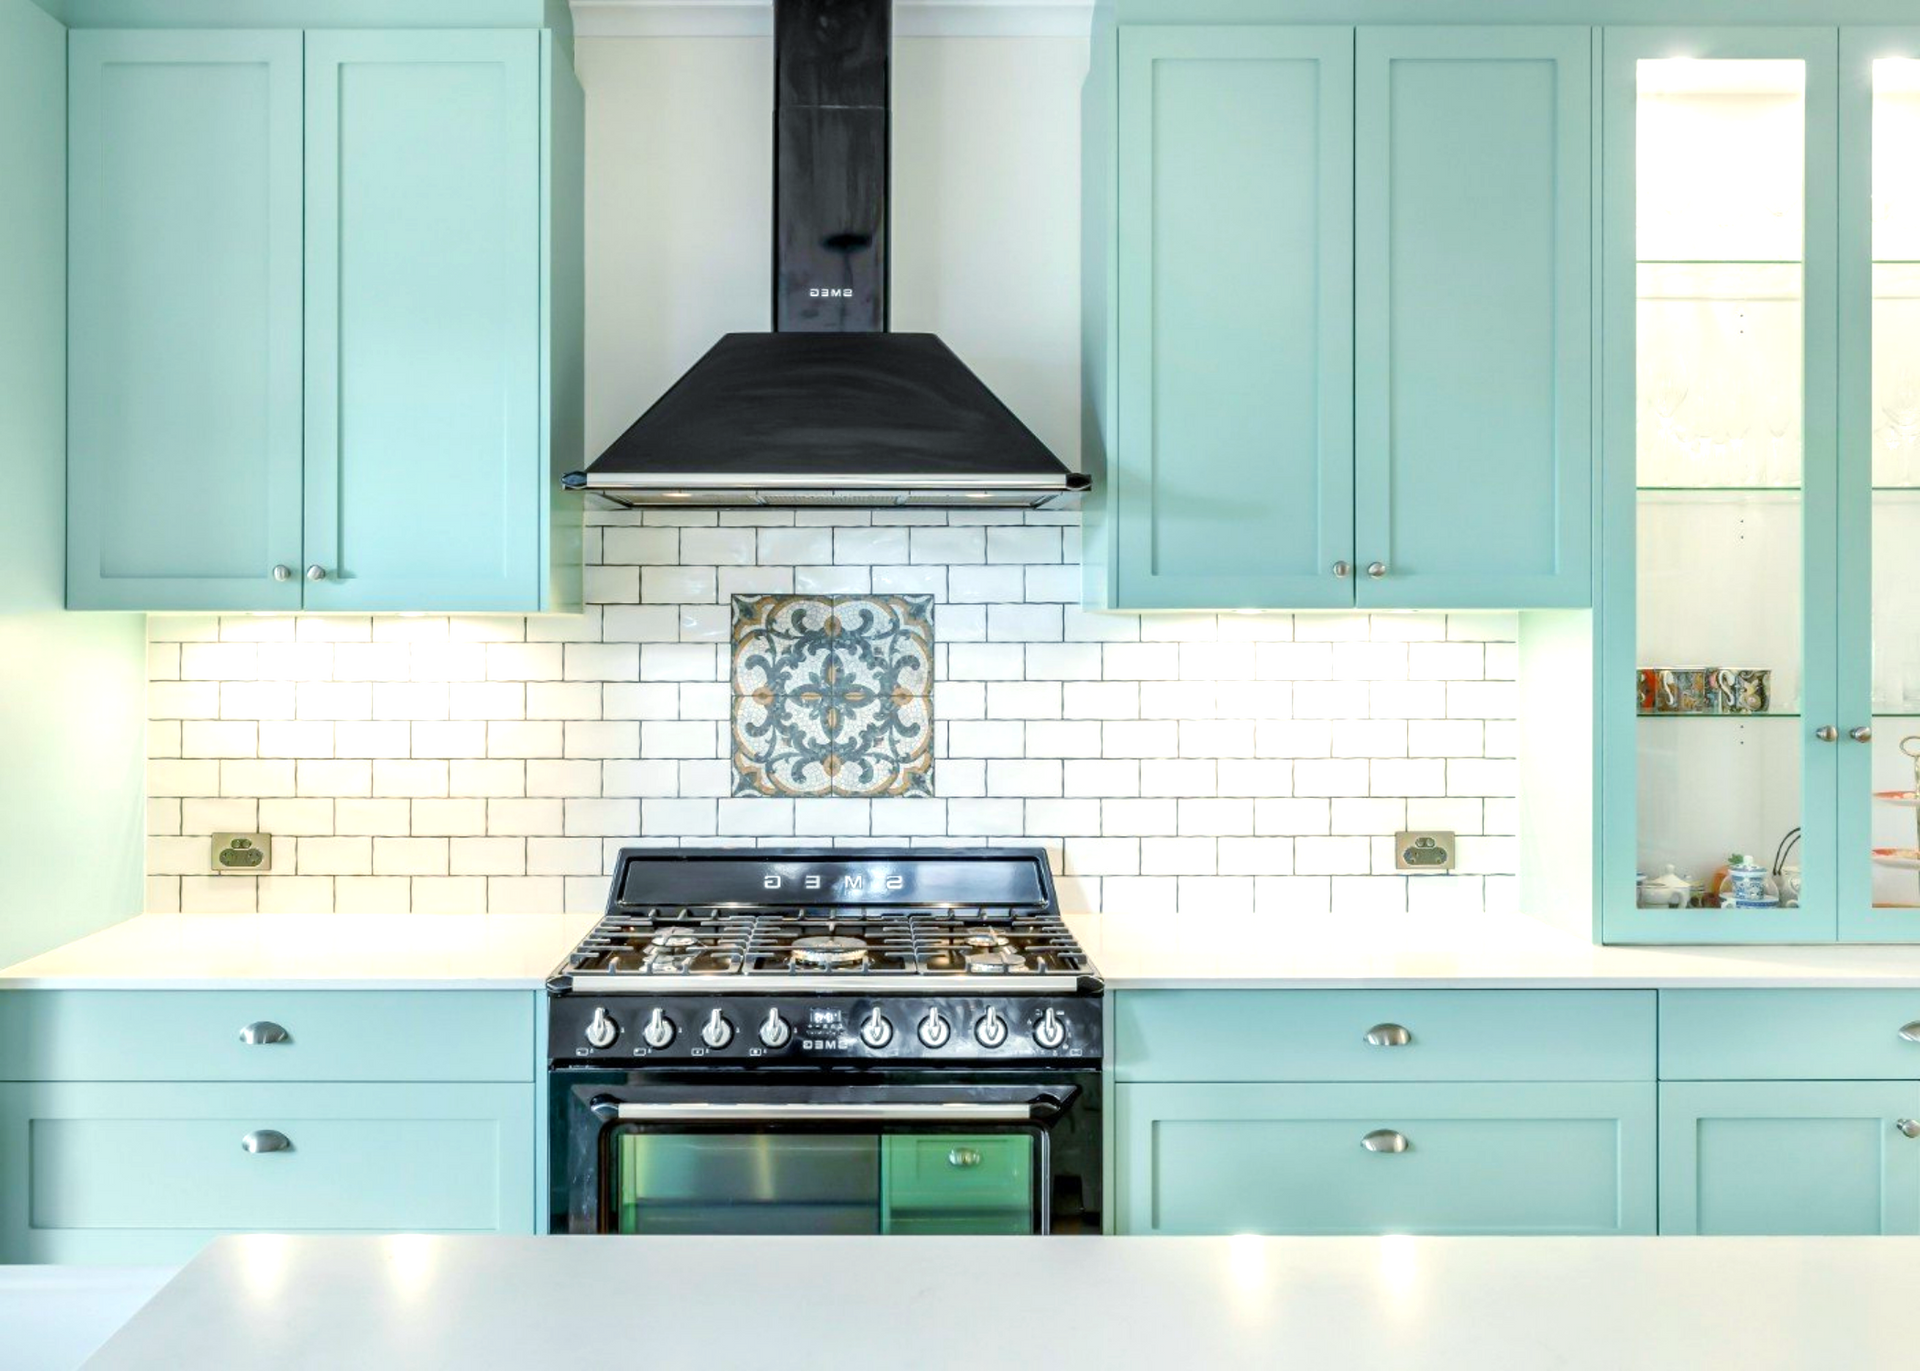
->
xmin=571 ymin=0 xmax=1096 ymax=39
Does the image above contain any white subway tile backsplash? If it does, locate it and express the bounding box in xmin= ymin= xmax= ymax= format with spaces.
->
xmin=147 ymin=515 xmax=1521 ymax=915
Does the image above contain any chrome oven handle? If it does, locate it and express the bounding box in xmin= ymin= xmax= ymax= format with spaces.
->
xmin=591 ymin=1100 xmax=1041 ymax=1124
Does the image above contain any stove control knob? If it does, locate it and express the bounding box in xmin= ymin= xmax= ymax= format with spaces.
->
xmin=1033 ymin=1007 xmax=1068 ymax=1050
xmin=584 ymin=1006 xmax=619 ymax=1050
xmin=700 ymin=1009 xmax=735 ymax=1050
xmin=858 ymin=1007 xmax=894 ymax=1050
xmin=641 ymin=1007 xmax=676 ymax=1050
xmin=918 ymin=1008 xmax=952 ymax=1049
xmin=759 ymin=1008 xmax=793 ymax=1049
xmin=974 ymin=1006 xmax=1009 ymax=1050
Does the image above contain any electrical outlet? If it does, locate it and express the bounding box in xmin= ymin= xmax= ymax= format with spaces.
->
xmin=211 ymin=833 xmax=272 ymax=873
xmin=1394 ymin=831 xmax=1456 ymax=873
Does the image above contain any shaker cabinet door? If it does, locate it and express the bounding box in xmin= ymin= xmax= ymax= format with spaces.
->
xmin=1353 ymin=26 xmax=1593 ymax=610
xmin=302 ymin=30 xmax=544 ymax=612
xmin=1659 ymin=1081 xmax=1920 ymax=1234
xmin=1112 ymin=26 xmax=1354 ymax=610
xmin=67 ymin=30 xmax=305 ymax=611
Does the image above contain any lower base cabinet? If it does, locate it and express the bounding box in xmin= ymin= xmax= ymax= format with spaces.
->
xmin=0 ymin=1081 xmax=537 ymax=1263
xmin=1117 ymin=1082 xmax=1656 ymax=1236
xmin=1659 ymin=1082 xmax=1920 ymax=1235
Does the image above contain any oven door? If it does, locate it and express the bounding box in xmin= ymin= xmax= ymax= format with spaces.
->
xmin=564 ymin=1082 xmax=1076 ymax=1236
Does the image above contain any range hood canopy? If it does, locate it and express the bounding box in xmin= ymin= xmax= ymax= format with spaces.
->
xmin=566 ymin=0 xmax=1086 ymax=510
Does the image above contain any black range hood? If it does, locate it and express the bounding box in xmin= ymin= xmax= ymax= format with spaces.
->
xmin=566 ymin=0 xmax=1087 ymax=510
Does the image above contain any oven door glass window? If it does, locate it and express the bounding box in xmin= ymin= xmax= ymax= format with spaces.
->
xmin=611 ymin=1129 xmax=1037 ymax=1236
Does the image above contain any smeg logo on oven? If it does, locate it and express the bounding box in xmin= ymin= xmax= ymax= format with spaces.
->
xmin=762 ymin=870 xmax=904 ymax=893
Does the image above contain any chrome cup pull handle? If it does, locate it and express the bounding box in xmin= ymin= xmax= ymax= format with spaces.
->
xmin=1364 ymin=1023 xmax=1412 ymax=1048
xmin=241 ymin=1129 xmax=292 ymax=1154
xmin=947 ymin=1147 xmax=983 ymax=1169
xmin=1899 ymin=1022 xmax=1920 ymax=1044
xmin=1361 ymin=1129 xmax=1409 ymax=1154
xmin=239 ymin=1021 xmax=290 ymax=1046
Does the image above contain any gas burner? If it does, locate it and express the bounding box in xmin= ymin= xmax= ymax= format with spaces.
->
xmin=965 ymin=947 xmax=1029 ymax=974
xmin=790 ymin=934 xmax=870 ymax=970
xmin=962 ymin=928 xmax=1013 ymax=951
xmin=644 ymin=926 xmax=707 ymax=973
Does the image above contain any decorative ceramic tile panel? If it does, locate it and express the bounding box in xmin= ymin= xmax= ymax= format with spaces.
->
xmin=731 ymin=593 xmax=935 ymax=798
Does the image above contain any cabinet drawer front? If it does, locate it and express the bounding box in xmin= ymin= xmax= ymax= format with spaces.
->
xmin=0 ymin=991 xmax=534 ymax=1083
xmin=1114 ymin=990 xmax=1655 ymax=1082
xmin=1660 ymin=990 xmax=1920 ymax=1080
xmin=1117 ymin=1082 xmax=1655 ymax=1236
xmin=0 ymin=1081 xmax=535 ymax=1264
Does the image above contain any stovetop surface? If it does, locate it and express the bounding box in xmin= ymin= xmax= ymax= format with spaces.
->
xmin=553 ymin=846 xmax=1096 ymax=988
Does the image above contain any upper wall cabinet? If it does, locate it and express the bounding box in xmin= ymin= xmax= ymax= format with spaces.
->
xmin=66 ymin=26 xmax=582 ymax=614
xmin=1083 ymin=24 xmax=1592 ymax=612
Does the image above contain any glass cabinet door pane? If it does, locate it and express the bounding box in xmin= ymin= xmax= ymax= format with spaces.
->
xmin=1634 ymin=59 xmax=1812 ymax=919
xmin=1867 ymin=57 xmax=1920 ymax=916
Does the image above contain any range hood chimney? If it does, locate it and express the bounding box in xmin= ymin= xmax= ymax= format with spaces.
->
xmin=565 ymin=0 xmax=1088 ymax=510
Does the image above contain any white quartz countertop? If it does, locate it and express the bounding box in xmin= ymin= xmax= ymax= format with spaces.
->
xmin=14 ymin=909 xmax=1920 ymax=989
xmin=0 ymin=913 xmax=594 ymax=989
xmin=90 ymin=1232 xmax=1920 ymax=1370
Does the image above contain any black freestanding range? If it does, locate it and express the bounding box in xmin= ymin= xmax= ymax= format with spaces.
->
xmin=547 ymin=848 xmax=1103 ymax=1236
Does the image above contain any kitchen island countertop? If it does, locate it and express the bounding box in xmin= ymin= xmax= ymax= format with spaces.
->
xmin=15 ymin=909 xmax=1920 ymax=988
xmin=91 ymin=1231 xmax=1920 ymax=1370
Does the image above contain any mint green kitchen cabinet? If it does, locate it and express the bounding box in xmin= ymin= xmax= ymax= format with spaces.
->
xmin=66 ymin=30 xmax=306 ymax=612
xmin=1659 ymin=1081 xmax=1920 ymax=1235
xmin=0 ymin=1081 xmax=537 ymax=1263
xmin=1084 ymin=23 xmax=1591 ymax=612
xmin=65 ymin=25 xmax=582 ymax=614
xmin=1353 ymin=27 xmax=1592 ymax=609
xmin=0 ymin=988 xmax=542 ymax=1264
xmin=1111 ymin=989 xmax=1658 ymax=1235
xmin=1117 ymin=1081 xmax=1656 ymax=1236
xmin=1100 ymin=25 xmax=1354 ymax=611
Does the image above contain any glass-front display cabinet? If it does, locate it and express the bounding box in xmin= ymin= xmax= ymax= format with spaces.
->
xmin=1603 ymin=29 xmax=1920 ymax=943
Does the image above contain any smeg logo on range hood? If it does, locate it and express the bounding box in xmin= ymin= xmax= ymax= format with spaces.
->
xmin=807 ymin=287 xmax=856 ymax=299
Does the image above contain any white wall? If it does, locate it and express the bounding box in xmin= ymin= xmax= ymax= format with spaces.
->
xmin=576 ymin=34 xmax=1087 ymax=466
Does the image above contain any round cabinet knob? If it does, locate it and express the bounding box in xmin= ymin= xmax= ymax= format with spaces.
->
xmin=1367 ymin=562 xmax=1387 ymax=579
xmin=641 ymin=1007 xmax=676 ymax=1050
xmin=271 ymin=564 xmax=294 ymax=582
xmin=1361 ymin=1129 xmax=1410 ymax=1154
xmin=584 ymin=1006 xmax=619 ymax=1050
xmin=918 ymin=1008 xmax=952 ymax=1049
xmin=304 ymin=564 xmax=328 ymax=582
xmin=759 ymin=1008 xmax=792 ymax=1049
xmin=974 ymin=1006 xmax=1009 ymax=1049
xmin=1332 ymin=561 xmax=1352 ymax=579
xmin=1898 ymin=1119 xmax=1920 ymax=1140
xmin=1815 ymin=725 xmax=1839 ymax=743
xmin=858 ymin=1007 xmax=894 ymax=1050
xmin=1032 ymin=1007 xmax=1068 ymax=1050
xmin=700 ymin=1008 xmax=734 ymax=1050
xmin=1852 ymin=726 xmax=1874 ymax=743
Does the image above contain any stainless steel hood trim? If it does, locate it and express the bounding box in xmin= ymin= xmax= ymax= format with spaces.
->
xmin=566 ymin=972 xmax=1088 ymax=993
xmin=579 ymin=469 xmax=1083 ymax=491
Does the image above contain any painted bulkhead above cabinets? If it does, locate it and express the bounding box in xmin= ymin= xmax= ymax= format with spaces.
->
xmin=1081 ymin=19 xmax=1594 ymax=612
xmin=64 ymin=12 xmax=582 ymax=614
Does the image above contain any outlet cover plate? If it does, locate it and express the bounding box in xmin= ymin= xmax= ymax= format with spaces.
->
xmin=211 ymin=833 xmax=271 ymax=873
xmin=1394 ymin=831 xmax=1456 ymax=873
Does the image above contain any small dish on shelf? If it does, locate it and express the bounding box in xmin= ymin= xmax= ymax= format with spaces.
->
xmin=1873 ymin=790 xmax=1920 ymax=807
xmin=1871 ymin=847 xmax=1920 ymax=870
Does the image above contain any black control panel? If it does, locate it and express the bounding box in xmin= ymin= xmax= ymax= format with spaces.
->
xmin=551 ymin=993 xmax=1101 ymax=1067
